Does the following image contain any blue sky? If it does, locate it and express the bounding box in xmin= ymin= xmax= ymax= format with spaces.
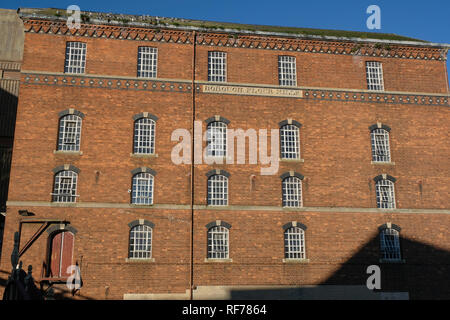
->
xmin=3 ymin=0 xmax=450 ymax=85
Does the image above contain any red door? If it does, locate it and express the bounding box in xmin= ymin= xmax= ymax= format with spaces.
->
xmin=49 ymin=231 xmax=74 ymax=278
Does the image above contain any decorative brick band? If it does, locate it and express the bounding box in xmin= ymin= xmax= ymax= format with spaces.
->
xmin=369 ymin=123 xmax=391 ymax=132
xmin=131 ymin=167 xmax=156 ymax=176
xmin=205 ymin=220 xmax=232 ymax=229
xmin=205 ymin=115 xmax=230 ymax=125
xmin=280 ymin=171 xmax=304 ymax=180
xmin=378 ymin=223 xmax=401 ymax=232
xmin=46 ymin=223 xmax=78 ymax=235
xmin=279 ymin=119 xmax=302 ymax=128
xmin=206 ymin=169 xmax=230 ymax=178
xmin=132 ymin=112 xmax=158 ymax=121
xmin=52 ymin=164 xmax=80 ymax=174
xmin=128 ymin=219 xmax=155 ymax=229
xmin=282 ymin=221 xmax=307 ymax=231
xmin=58 ymin=108 xmax=85 ymax=119
xmin=374 ymin=174 xmax=396 ymax=183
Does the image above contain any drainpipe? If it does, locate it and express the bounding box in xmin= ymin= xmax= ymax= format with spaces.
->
xmin=189 ymin=30 xmax=197 ymax=301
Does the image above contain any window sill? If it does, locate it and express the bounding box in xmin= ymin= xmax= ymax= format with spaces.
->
xmin=125 ymin=258 xmax=155 ymax=263
xmin=207 ymin=205 xmax=229 ymax=208
xmin=283 ymin=258 xmax=310 ymax=264
xmin=54 ymin=150 xmax=83 ymax=155
xmin=371 ymin=161 xmax=395 ymax=165
xmin=280 ymin=158 xmax=304 ymax=163
xmin=130 ymin=153 xmax=158 ymax=158
xmin=204 ymin=258 xmax=232 ymax=263
xmin=379 ymin=259 xmax=406 ymax=264
xmin=130 ymin=204 xmax=154 ymax=207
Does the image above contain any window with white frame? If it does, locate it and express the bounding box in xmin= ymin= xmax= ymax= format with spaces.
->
xmin=137 ymin=47 xmax=158 ymax=78
xmin=282 ymin=176 xmax=302 ymax=207
xmin=206 ymin=121 xmax=227 ymax=157
xmin=134 ymin=117 xmax=156 ymax=154
xmin=57 ymin=114 xmax=82 ymax=152
xmin=375 ymin=178 xmax=396 ymax=209
xmin=132 ymin=172 xmax=154 ymax=205
xmin=207 ymin=174 xmax=228 ymax=206
xmin=280 ymin=124 xmax=300 ymax=159
xmin=278 ymin=56 xmax=297 ymax=86
xmin=208 ymin=51 xmax=226 ymax=82
xmin=129 ymin=224 xmax=152 ymax=259
xmin=284 ymin=227 xmax=306 ymax=259
xmin=64 ymin=42 xmax=86 ymax=74
xmin=380 ymin=227 xmax=401 ymax=261
xmin=52 ymin=170 xmax=78 ymax=203
xmin=371 ymin=128 xmax=391 ymax=162
xmin=366 ymin=61 xmax=384 ymax=91
xmin=207 ymin=226 xmax=229 ymax=259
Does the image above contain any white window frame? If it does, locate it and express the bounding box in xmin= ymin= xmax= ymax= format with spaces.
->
xmin=64 ymin=42 xmax=87 ymax=74
xmin=380 ymin=228 xmax=401 ymax=261
xmin=132 ymin=172 xmax=154 ymax=205
xmin=375 ymin=179 xmax=396 ymax=209
xmin=207 ymin=226 xmax=229 ymax=259
xmin=207 ymin=174 xmax=228 ymax=206
xmin=129 ymin=224 xmax=152 ymax=259
xmin=133 ymin=117 xmax=156 ymax=154
xmin=52 ymin=170 xmax=78 ymax=203
xmin=284 ymin=227 xmax=306 ymax=259
xmin=371 ymin=128 xmax=391 ymax=162
xmin=366 ymin=61 xmax=384 ymax=91
xmin=280 ymin=124 xmax=300 ymax=159
xmin=206 ymin=121 xmax=227 ymax=157
xmin=282 ymin=177 xmax=303 ymax=208
xmin=278 ymin=56 xmax=297 ymax=87
xmin=208 ymin=51 xmax=226 ymax=82
xmin=57 ymin=114 xmax=82 ymax=152
xmin=137 ymin=47 xmax=158 ymax=78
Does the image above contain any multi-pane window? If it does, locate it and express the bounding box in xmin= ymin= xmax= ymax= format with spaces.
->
xmin=284 ymin=227 xmax=306 ymax=259
xmin=57 ymin=115 xmax=82 ymax=152
xmin=280 ymin=124 xmax=300 ymax=159
xmin=366 ymin=61 xmax=384 ymax=91
xmin=129 ymin=225 xmax=152 ymax=259
xmin=371 ymin=129 xmax=391 ymax=162
xmin=208 ymin=51 xmax=226 ymax=82
xmin=132 ymin=173 xmax=154 ymax=205
xmin=207 ymin=174 xmax=228 ymax=206
xmin=137 ymin=47 xmax=158 ymax=78
xmin=206 ymin=121 xmax=227 ymax=157
xmin=282 ymin=177 xmax=302 ymax=207
xmin=278 ymin=56 xmax=297 ymax=86
xmin=64 ymin=42 xmax=86 ymax=74
xmin=207 ymin=226 xmax=229 ymax=259
xmin=375 ymin=179 xmax=396 ymax=209
xmin=134 ymin=117 xmax=156 ymax=154
xmin=52 ymin=170 xmax=78 ymax=203
xmin=380 ymin=228 xmax=401 ymax=261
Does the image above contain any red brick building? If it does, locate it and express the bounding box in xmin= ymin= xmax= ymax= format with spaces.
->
xmin=0 ymin=8 xmax=449 ymax=300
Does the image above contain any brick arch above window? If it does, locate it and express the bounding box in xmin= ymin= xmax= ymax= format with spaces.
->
xmin=52 ymin=164 xmax=80 ymax=174
xmin=280 ymin=171 xmax=304 ymax=180
xmin=279 ymin=119 xmax=302 ymax=128
xmin=205 ymin=220 xmax=232 ymax=229
xmin=128 ymin=219 xmax=155 ymax=229
xmin=205 ymin=115 xmax=230 ymax=125
xmin=282 ymin=221 xmax=307 ymax=231
xmin=46 ymin=224 xmax=78 ymax=235
xmin=132 ymin=112 xmax=158 ymax=122
xmin=58 ymin=109 xmax=85 ymax=119
xmin=373 ymin=174 xmax=396 ymax=183
xmin=369 ymin=123 xmax=391 ymax=132
xmin=206 ymin=169 xmax=230 ymax=178
xmin=378 ymin=223 xmax=401 ymax=232
xmin=131 ymin=167 xmax=157 ymax=176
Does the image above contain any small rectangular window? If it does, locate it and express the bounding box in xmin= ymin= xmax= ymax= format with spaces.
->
xmin=366 ymin=61 xmax=384 ymax=91
xmin=208 ymin=52 xmax=226 ymax=82
xmin=278 ymin=56 xmax=297 ymax=86
xmin=137 ymin=47 xmax=158 ymax=78
xmin=64 ymin=42 xmax=86 ymax=74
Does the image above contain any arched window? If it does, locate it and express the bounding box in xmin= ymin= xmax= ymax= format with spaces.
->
xmin=207 ymin=222 xmax=230 ymax=259
xmin=279 ymin=120 xmax=301 ymax=159
xmin=47 ymin=230 xmax=74 ymax=278
xmin=206 ymin=121 xmax=227 ymax=157
xmin=129 ymin=224 xmax=153 ymax=259
xmin=132 ymin=172 xmax=154 ymax=205
xmin=379 ymin=225 xmax=401 ymax=261
xmin=57 ymin=113 xmax=83 ymax=151
xmin=374 ymin=175 xmax=396 ymax=209
xmin=281 ymin=173 xmax=303 ymax=207
xmin=52 ymin=168 xmax=78 ymax=203
xmin=370 ymin=126 xmax=391 ymax=162
xmin=284 ymin=225 xmax=306 ymax=259
xmin=133 ymin=115 xmax=156 ymax=154
xmin=207 ymin=172 xmax=228 ymax=206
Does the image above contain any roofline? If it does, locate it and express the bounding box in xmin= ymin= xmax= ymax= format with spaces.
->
xmin=17 ymin=9 xmax=450 ymax=49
